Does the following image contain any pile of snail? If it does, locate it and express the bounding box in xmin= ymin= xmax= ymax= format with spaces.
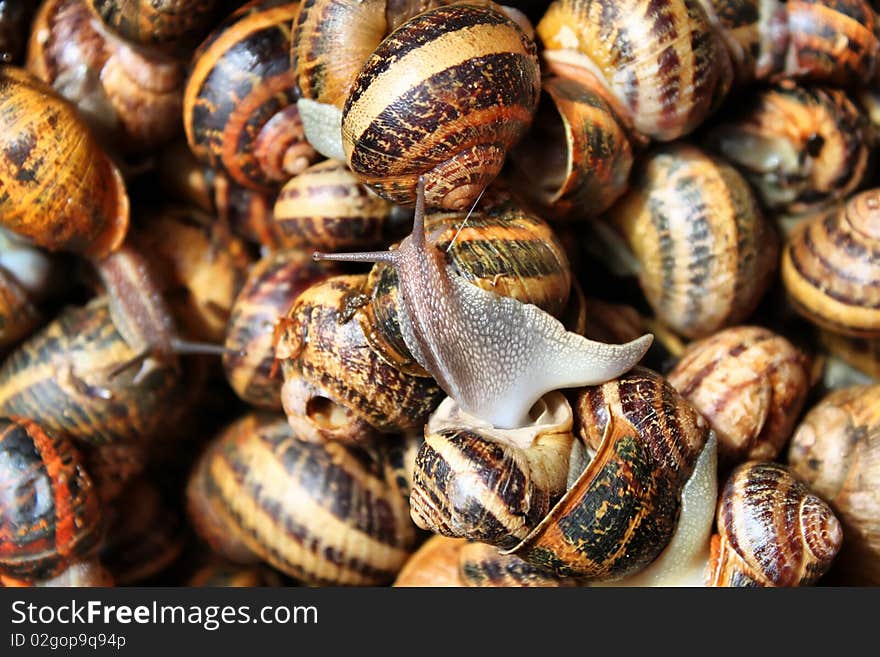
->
xmin=0 ymin=0 xmax=879 ymax=588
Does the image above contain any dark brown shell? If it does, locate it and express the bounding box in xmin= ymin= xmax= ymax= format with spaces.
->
xmin=606 ymin=142 xmax=778 ymax=339
xmin=0 ymin=266 xmax=41 ymax=351
xmin=186 ymin=412 xmax=420 ymax=586
xmin=28 ymin=0 xmax=186 ymax=154
xmin=223 ymin=248 xmax=341 ymax=410
xmin=0 ymin=67 xmax=128 ymax=257
xmin=781 ymin=188 xmax=880 ymax=338
xmin=668 ymin=326 xmax=812 ymax=468
xmin=183 ymin=0 xmax=318 ymax=191
xmin=787 ymin=384 xmax=880 ymax=584
xmin=80 ymin=441 xmax=148 ymax=504
xmin=275 ymin=274 xmax=444 ymax=443
xmin=709 ymin=461 xmax=842 ymax=586
xmin=85 ymin=0 xmax=220 ymax=52
xmin=0 ymin=296 xmax=181 ymax=445
xmin=187 ymin=560 xmax=284 ymax=587
xmin=342 ymin=3 xmax=541 ymax=209
xmin=0 ymin=416 xmax=102 ymax=581
xmin=459 ymin=541 xmax=579 ymax=587
xmin=537 ymin=0 xmax=732 ymax=141
xmin=705 ymin=84 xmax=872 ymax=215
xmin=509 ymin=367 xmax=710 ymax=581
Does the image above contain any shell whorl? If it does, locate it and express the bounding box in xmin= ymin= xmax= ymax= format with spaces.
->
xmin=315 ymin=178 xmax=652 ymax=429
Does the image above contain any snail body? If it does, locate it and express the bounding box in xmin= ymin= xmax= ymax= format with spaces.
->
xmin=183 ymin=0 xmax=318 ymax=191
xmin=781 ymin=188 xmax=880 ymax=337
xmin=316 ymin=179 xmax=652 ymax=430
xmin=0 ymin=416 xmax=102 ymax=581
xmin=0 ymin=66 xmax=128 ymax=257
xmin=708 ymin=461 xmax=842 ymax=586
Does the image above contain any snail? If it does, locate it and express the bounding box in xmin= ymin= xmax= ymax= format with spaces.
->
xmin=131 ymin=206 xmax=252 ymax=344
xmin=0 ymin=226 xmax=56 ymax=352
xmin=223 ymin=248 xmax=341 ymax=410
xmin=315 ymin=177 xmax=652 ymax=430
xmin=786 ymin=384 xmax=880 ymax=584
xmin=27 ymin=0 xmax=187 ymax=155
xmin=83 ymin=0 xmax=221 ymax=52
xmin=603 ymin=142 xmax=779 ymax=339
xmin=393 ymin=535 xmax=468 ymax=587
xmin=274 ymin=273 xmax=445 ymax=444
xmin=703 ymin=82 xmax=873 ymax=215
xmin=667 ymin=325 xmax=813 ymax=469
xmin=0 ymin=416 xmax=103 ymax=583
xmin=183 ymin=0 xmax=319 ymax=192
xmin=273 ymin=159 xmax=402 ymax=252
xmin=299 ymin=3 xmax=542 ymax=210
xmin=708 ymin=460 xmax=843 ymax=586
xmin=186 ymin=412 xmax=420 ymax=586
xmin=0 ymin=66 xmax=129 ymax=257
xmin=781 ymin=187 xmax=880 ymax=338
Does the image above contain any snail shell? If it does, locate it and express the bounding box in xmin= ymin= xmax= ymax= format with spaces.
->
xmin=393 ymin=535 xmax=467 ymax=587
xmin=183 ymin=0 xmax=318 ymax=191
xmin=223 ymin=248 xmax=341 ymax=410
xmin=818 ymin=330 xmax=880 ymax=381
xmin=273 ymin=159 xmax=397 ymax=252
xmin=787 ymin=384 xmax=880 ymax=584
xmin=84 ymin=0 xmax=220 ymax=51
xmin=27 ymin=0 xmax=186 ymax=154
xmin=509 ymin=367 xmax=710 ymax=581
xmin=508 ymin=72 xmax=634 ymax=220
xmin=708 ymin=461 xmax=843 ymax=586
xmin=605 ymin=142 xmax=778 ymax=339
xmin=274 ymin=274 xmax=444 ymax=443
xmin=458 ymin=541 xmax=579 ymax=587
xmin=781 ymin=188 xmax=880 ymax=338
xmin=667 ymin=325 xmax=812 ymax=469
xmin=131 ymin=206 xmax=252 ymax=343
xmin=0 ymin=266 xmax=41 ymax=352
xmin=341 ymin=3 xmax=541 ymax=209
xmin=705 ymin=83 xmax=872 ymax=215
xmin=0 ymin=296 xmax=181 ymax=445
xmin=538 ymin=0 xmax=733 ymax=141
xmin=0 ymin=416 xmax=103 ymax=581
xmin=186 ymin=412 xmax=420 ymax=586
xmin=80 ymin=441 xmax=148 ymax=504
xmin=0 ymin=66 xmax=129 ymax=257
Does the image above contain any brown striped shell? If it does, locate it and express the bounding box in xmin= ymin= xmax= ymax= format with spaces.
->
xmin=131 ymin=206 xmax=252 ymax=343
xmin=409 ymin=392 xmax=581 ymax=549
xmin=508 ymin=72 xmax=634 ymax=220
xmin=699 ymin=0 xmax=880 ymax=86
xmin=705 ymin=84 xmax=872 ymax=215
xmin=360 ymin=194 xmax=572 ymax=375
xmin=0 ymin=416 xmax=103 ymax=581
xmin=27 ymin=0 xmax=186 ymax=154
xmin=0 ymin=296 xmax=181 ymax=445
xmin=606 ymin=142 xmax=778 ymax=339
xmin=667 ymin=326 xmax=812 ymax=469
xmin=84 ymin=0 xmax=220 ymax=51
xmin=458 ymin=541 xmax=579 ymax=587
xmin=99 ymin=478 xmax=184 ymax=585
xmin=538 ymin=0 xmax=732 ymax=141
xmin=223 ymin=248 xmax=341 ymax=410
xmin=341 ymin=3 xmax=541 ymax=209
xmin=272 ymin=159 xmax=396 ymax=251
xmin=0 ymin=266 xmax=41 ymax=352
xmin=186 ymin=412 xmax=420 ymax=586
xmin=787 ymin=384 xmax=880 ymax=584
xmin=708 ymin=461 xmax=842 ymax=586
xmin=274 ymin=274 xmax=444 ymax=443
xmin=781 ymin=188 xmax=880 ymax=338
xmin=183 ymin=0 xmax=319 ymax=191
xmin=508 ymin=367 xmax=710 ymax=581
xmin=393 ymin=535 xmax=467 ymax=587
xmin=0 ymin=66 xmax=128 ymax=257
